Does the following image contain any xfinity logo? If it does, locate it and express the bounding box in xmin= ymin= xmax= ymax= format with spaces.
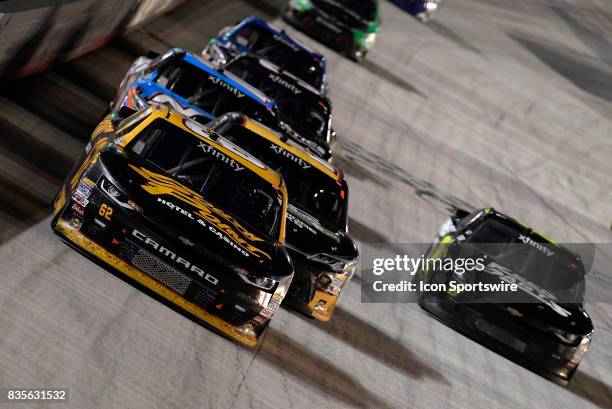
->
xmin=208 ymin=75 xmax=245 ymax=98
xmin=132 ymin=229 xmax=219 ymax=286
xmin=270 ymin=145 xmax=311 ymax=169
xmin=198 ymin=141 xmax=245 ymax=171
xmin=268 ymin=73 xmax=302 ymax=95
xmin=518 ymin=235 xmax=554 ymax=257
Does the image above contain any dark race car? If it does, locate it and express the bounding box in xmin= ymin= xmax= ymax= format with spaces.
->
xmin=389 ymin=0 xmax=443 ymax=22
xmin=202 ymin=16 xmax=328 ymax=94
xmin=222 ymin=54 xmax=335 ymax=161
xmin=208 ymin=112 xmax=358 ymax=321
xmin=111 ymin=48 xmax=280 ymax=130
xmin=51 ymin=106 xmax=293 ymax=347
xmin=415 ymin=208 xmax=593 ymax=384
xmin=284 ymin=0 xmax=380 ymax=61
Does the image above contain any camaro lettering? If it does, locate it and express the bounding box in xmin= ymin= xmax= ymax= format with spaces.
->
xmin=485 ymin=262 xmax=571 ymax=317
xmin=132 ymin=229 xmax=219 ymax=285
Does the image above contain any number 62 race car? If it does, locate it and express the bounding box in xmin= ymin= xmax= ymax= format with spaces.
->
xmin=52 ymin=105 xmax=294 ymax=347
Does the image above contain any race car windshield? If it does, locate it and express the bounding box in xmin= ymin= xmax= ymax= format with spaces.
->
xmin=155 ymin=58 xmax=277 ymax=128
xmin=213 ymin=120 xmax=347 ymax=232
xmin=231 ymin=22 xmax=323 ymax=89
xmin=466 ymin=220 xmax=585 ymax=301
xmin=226 ymin=58 xmax=330 ymax=142
xmin=130 ymin=119 xmax=282 ymax=239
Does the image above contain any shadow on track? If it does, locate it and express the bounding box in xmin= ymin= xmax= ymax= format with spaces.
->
xmin=360 ymin=59 xmax=425 ymax=97
xmin=509 ymin=33 xmax=612 ymax=105
xmin=260 ymin=328 xmax=396 ymax=409
xmin=287 ymin=306 xmax=448 ymax=385
xmin=349 ymin=217 xmax=391 ymax=244
xmin=567 ymin=371 xmax=612 ymax=409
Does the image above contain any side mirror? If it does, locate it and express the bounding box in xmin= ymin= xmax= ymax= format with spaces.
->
xmin=146 ymin=50 xmax=161 ymax=59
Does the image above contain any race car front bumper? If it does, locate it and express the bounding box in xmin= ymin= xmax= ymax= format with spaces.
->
xmin=418 ymin=290 xmax=591 ymax=384
xmin=54 ymin=218 xmax=268 ymax=347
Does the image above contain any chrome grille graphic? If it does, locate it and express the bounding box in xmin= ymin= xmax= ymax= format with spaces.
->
xmin=131 ymin=249 xmax=192 ymax=294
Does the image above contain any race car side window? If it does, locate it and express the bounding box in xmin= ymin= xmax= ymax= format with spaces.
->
xmin=458 ymin=209 xmax=484 ymax=229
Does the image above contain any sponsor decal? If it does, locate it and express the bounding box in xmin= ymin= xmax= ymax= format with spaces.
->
xmin=71 ymin=216 xmax=82 ymax=230
xmin=132 ymin=229 xmax=219 ymax=286
xmin=72 ymin=191 xmax=89 ymax=207
xmin=484 ymin=262 xmax=571 ymax=317
xmin=260 ymin=299 xmax=280 ymax=318
xmin=198 ymin=141 xmax=245 ymax=172
xmin=208 ymin=75 xmax=245 ymax=98
xmin=518 ymin=234 xmax=554 ymax=257
xmin=128 ymin=165 xmax=270 ymax=259
xmin=270 ymin=145 xmax=311 ymax=169
xmin=157 ymin=197 xmax=250 ymax=258
xmin=268 ymin=73 xmax=302 ymax=95
xmin=71 ymin=203 xmax=85 ymax=216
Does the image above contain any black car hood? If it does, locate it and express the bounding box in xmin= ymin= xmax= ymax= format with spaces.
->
xmin=285 ymin=204 xmax=358 ymax=263
xmin=98 ymin=146 xmax=291 ymax=278
xmin=476 ymin=260 xmax=593 ymax=337
xmin=311 ymin=0 xmax=373 ymax=30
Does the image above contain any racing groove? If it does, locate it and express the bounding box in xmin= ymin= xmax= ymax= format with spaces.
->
xmin=0 ymin=1 xmax=611 ymax=408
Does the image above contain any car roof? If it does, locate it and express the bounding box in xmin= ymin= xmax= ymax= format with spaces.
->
xmin=117 ymin=105 xmax=286 ymax=190
xmin=216 ymin=112 xmax=343 ymax=182
xmin=165 ymin=49 xmax=278 ymax=113
xmin=228 ymin=54 xmax=330 ymax=101
xmin=236 ymin=17 xmax=325 ymax=63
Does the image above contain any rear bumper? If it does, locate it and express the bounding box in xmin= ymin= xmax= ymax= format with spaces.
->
xmin=53 ymin=217 xmax=265 ymax=347
xmin=418 ymin=291 xmax=589 ymax=384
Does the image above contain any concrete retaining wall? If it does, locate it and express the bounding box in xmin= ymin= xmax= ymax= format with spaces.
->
xmin=0 ymin=0 xmax=184 ymax=80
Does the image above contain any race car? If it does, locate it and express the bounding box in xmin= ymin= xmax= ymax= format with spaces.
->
xmin=222 ymin=54 xmax=335 ymax=160
xmin=415 ymin=208 xmax=593 ymax=384
xmin=284 ymin=0 xmax=380 ymax=61
xmin=208 ymin=112 xmax=358 ymax=321
xmin=110 ymin=48 xmax=279 ymax=130
xmin=389 ymin=0 xmax=443 ymax=22
xmin=202 ymin=17 xmax=328 ymax=94
xmin=51 ymin=105 xmax=293 ymax=347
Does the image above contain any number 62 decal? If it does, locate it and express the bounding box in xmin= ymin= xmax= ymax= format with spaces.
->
xmin=99 ymin=203 xmax=113 ymax=220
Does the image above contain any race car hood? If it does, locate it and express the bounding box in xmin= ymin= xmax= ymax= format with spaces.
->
xmin=97 ymin=145 xmax=291 ymax=279
xmin=471 ymin=260 xmax=593 ymax=338
xmin=311 ymin=0 xmax=377 ymax=31
xmin=285 ymin=204 xmax=358 ymax=267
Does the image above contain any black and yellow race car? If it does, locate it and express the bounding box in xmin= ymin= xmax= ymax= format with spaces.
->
xmin=207 ymin=112 xmax=358 ymax=321
xmin=52 ymin=105 xmax=293 ymax=347
xmin=415 ymin=208 xmax=593 ymax=384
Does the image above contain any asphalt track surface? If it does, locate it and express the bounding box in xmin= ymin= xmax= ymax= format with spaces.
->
xmin=1 ymin=1 xmax=612 ymax=408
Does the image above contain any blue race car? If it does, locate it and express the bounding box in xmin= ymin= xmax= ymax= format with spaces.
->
xmin=110 ymin=48 xmax=280 ymax=129
xmin=389 ymin=0 xmax=443 ymax=22
xmin=202 ymin=17 xmax=327 ymax=94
